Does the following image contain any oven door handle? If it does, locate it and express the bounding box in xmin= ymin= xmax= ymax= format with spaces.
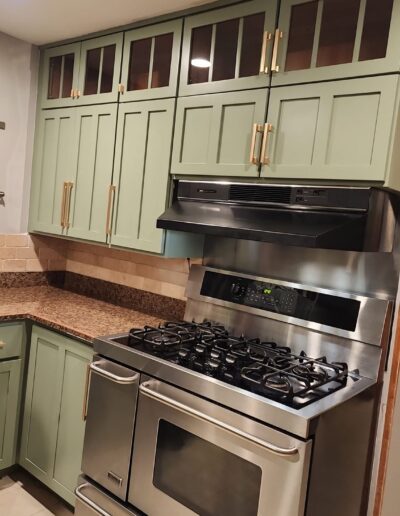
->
xmin=75 ymin=483 xmax=111 ymax=516
xmin=140 ymin=381 xmax=299 ymax=457
xmin=90 ymin=360 xmax=139 ymax=385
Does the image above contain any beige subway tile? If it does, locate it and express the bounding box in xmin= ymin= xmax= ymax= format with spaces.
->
xmin=0 ymin=235 xmax=5 ymax=247
xmin=3 ymin=259 xmax=26 ymax=272
xmin=16 ymin=247 xmax=39 ymax=259
xmin=0 ymin=247 xmax=16 ymax=259
xmin=5 ymin=234 xmax=29 ymax=247
xmin=142 ymin=277 xmax=162 ymax=295
xmin=161 ymin=283 xmax=187 ymax=300
xmin=48 ymin=259 xmax=67 ymax=271
xmin=38 ymin=247 xmax=65 ymax=260
xmin=26 ymin=259 xmax=47 ymax=272
xmin=136 ymin=264 xmax=188 ymax=287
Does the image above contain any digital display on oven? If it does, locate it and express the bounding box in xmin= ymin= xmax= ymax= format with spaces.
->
xmin=200 ymin=271 xmax=360 ymax=332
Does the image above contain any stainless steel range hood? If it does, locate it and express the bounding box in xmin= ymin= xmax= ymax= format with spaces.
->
xmin=157 ymin=181 xmax=375 ymax=251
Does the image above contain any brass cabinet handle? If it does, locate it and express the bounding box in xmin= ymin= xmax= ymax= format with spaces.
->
xmin=70 ymin=88 xmax=75 ymax=99
xmin=259 ymin=31 xmax=272 ymax=74
xmin=76 ymin=89 xmax=81 ymax=98
xmin=60 ymin=182 xmax=67 ymax=228
xmin=64 ymin=182 xmax=73 ymax=229
xmin=271 ymin=29 xmax=283 ymax=73
xmin=82 ymin=363 xmax=91 ymax=421
xmin=260 ymin=123 xmax=273 ymax=165
xmin=118 ymin=83 xmax=125 ymax=94
xmin=0 ymin=340 xmax=5 ymax=350
xmin=249 ymin=123 xmax=263 ymax=165
xmin=106 ymin=185 xmax=116 ymax=236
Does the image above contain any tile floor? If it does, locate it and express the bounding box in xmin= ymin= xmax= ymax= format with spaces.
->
xmin=0 ymin=469 xmax=74 ymax=515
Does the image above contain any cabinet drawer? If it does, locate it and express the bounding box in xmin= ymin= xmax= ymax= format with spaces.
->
xmin=0 ymin=323 xmax=24 ymax=360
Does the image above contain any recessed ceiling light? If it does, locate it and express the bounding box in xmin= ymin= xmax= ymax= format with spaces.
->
xmin=191 ymin=58 xmax=211 ymax=68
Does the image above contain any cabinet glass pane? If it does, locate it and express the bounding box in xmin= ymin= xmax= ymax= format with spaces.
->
xmin=128 ymin=38 xmax=152 ymax=91
xmin=61 ymin=54 xmax=74 ymax=98
xmin=212 ymin=19 xmax=239 ymax=82
xmin=239 ymin=13 xmax=265 ymax=78
xmin=84 ymin=48 xmax=101 ymax=95
xmin=100 ymin=45 xmax=116 ymax=93
xmin=48 ymin=56 xmax=62 ymax=99
xmin=188 ymin=25 xmax=212 ymax=84
xmin=317 ymin=0 xmax=360 ymax=67
xmin=359 ymin=0 xmax=394 ymax=61
xmin=151 ymin=33 xmax=173 ymax=88
xmin=285 ymin=1 xmax=318 ymax=71
xmin=154 ymin=420 xmax=261 ymax=516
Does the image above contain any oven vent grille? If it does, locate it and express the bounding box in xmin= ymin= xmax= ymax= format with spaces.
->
xmin=229 ymin=185 xmax=292 ymax=205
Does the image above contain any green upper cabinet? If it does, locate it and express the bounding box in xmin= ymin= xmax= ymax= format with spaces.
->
xmin=40 ymin=43 xmax=81 ymax=109
xmin=119 ymin=19 xmax=183 ymax=102
xmin=29 ymin=108 xmax=77 ymax=236
xmin=263 ymin=75 xmax=399 ymax=181
xmin=110 ymin=99 xmax=175 ymax=253
xmin=271 ymin=0 xmax=400 ymax=86
xmin=75 ymin=33 xmax=123 ymax=105
xmin=171 ymin=89 xmax=268 ymax=176
xmin=66 ymin=104 xmax=118 ymax=243
xmin=179 ymin=0 xmax=278 ymax=96
xmin=19 ymin=326 xmax=93 ymax=506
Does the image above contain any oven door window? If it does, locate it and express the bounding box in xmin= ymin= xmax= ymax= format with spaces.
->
xmin=153 ymin=419 xmax=262 ymax=516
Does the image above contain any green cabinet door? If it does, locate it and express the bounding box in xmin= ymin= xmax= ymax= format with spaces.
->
xmin=0 ymin=359 xmax=23 ymax=471
xmin=171 ymin=89 xmax=268 ymax=177
xmin=76 ymin=33 xmax=123 ymax=105
xmin=120 ymin=19 xmax=183 ymax=102
xmin=263 ymin=75 xmax=398 ymax=181
xmin=272 ymin=0 xmax=400 ymax=86
xmin=66 ymin=104 xmax=118 ymax=243
xmin=29 ymin=108 xmax=78 ymax=236
xmin=111 ymin=99 xmax=175 ymax=253
xmin=179 ymin=0 xmax=278 ymax=96
xmin=40 ymin=43 xmax=81 ymax=109
xmin=19 ymin=326 xmax=93 ymax=506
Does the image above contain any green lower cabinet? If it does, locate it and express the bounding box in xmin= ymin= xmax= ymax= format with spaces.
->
xmin=171 ymin=89 xmax=268 ymax=177
xmin=0 ymin=359 xmax=23 ymax=470
xmin=19 ymin=326 xmax=93 ymax=506
xmin=264 ymin=75 xmax=399 ymax=181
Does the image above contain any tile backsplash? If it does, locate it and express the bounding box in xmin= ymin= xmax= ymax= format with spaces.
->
xmin=0 ymin=234 xmax=199 ymax=300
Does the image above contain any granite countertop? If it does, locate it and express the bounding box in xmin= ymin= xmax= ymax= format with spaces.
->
xmin=0 ymin=286 xmax=165 ymax=342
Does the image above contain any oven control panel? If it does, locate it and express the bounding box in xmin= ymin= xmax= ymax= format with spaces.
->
xmin=200 ymin=270 xmax=361 ymax=331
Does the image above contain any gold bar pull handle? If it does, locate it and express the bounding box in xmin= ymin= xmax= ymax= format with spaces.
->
xmin=118 ymin=83 xmax=125 ymax=94
xmin=70 ymin=88 xmax=75 ymax=99
xmin=76 ymin=89 xmax=81 ymax=98
xmin=64 ymin=182 xmax=73 ymax=229
xmin=106 ymin=185 xmax=116 ymax=236
xmin=82 ymin=363 xmax=91 ymax=421
xmin=259 ymin=31 xmax=272 ymax=74
xmin=271 ymin=29 xmax=283 ymax=73
xmin=60 ymin=182 xmax=67 ymax=228
xmin=249 ymin=123 xmax=263 ymax=165
xmin=260 ymin=123 xmax=273 ymax=165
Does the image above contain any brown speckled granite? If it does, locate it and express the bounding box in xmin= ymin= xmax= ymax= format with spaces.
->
xmin=0 ymin=271 xmax=65 ymax=288
xmin=0 ymin=286 xmax=166 ymax=342
xmin=64 ymin=272 xmax=185 ymax=321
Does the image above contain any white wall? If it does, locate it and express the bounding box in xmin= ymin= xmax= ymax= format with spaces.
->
xmin=0 ymin=31 xmax=38 ymax=234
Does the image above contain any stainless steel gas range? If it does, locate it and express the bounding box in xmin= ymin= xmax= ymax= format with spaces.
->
xmin=75 ymin=259 xmax=393 ymax=516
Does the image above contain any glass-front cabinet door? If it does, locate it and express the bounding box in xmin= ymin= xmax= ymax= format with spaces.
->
xmin=179 ymin=0 xmax=278 ymax=96
xmin=76 ymin=33 xmax=123 ymax=104
xmin=40 ymin=43 xmax=81 ymax=108
xmin=119 ymin=20 xmax=182 ymax=101
xmin=272 ymin=0 xmax=400 ymax=86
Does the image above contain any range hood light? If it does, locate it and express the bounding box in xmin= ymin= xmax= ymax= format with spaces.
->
xmin=191 ymin=58 xmax=211 ymax=68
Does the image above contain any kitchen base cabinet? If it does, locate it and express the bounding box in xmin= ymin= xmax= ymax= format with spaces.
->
xmin=19 ymin=326 xmax=93 ymax=506
xmin=264 ymin=75 xmax=399 ymax=181
xmin=171 ymin=89 xmax=268 ymax=177
xmin=0 ymin=322 xmax=26 ymax=472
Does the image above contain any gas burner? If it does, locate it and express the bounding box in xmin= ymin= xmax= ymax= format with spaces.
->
xmin=126 ymin=321 xmax=349 ymax=408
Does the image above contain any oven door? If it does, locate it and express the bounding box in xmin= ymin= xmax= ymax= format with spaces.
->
xmin=129 ymin=378 xmax=312 ymax=516
xmin=81 ymin=357 xmax=139 ymax=500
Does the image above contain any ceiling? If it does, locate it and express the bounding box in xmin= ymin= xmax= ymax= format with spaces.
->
xmin=0 ymin=0 xmax=213 ymax=45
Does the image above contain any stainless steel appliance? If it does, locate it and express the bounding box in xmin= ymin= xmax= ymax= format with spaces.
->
xmin=76 ymin=253 xmax=393 ymax=516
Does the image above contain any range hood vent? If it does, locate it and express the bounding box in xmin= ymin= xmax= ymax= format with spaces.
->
xmin=158 ymin=181 xmax=373 ymax=251
xmin=229 ymin=184 xmax=292 ymax=204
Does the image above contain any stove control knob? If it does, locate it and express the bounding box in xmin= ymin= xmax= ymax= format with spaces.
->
xmin=231 ymin=283 xmax=245 ymax=297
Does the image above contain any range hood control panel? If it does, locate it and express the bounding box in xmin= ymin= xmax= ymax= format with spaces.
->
xmin=200 ymin=271 xmax=360 ymax=331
